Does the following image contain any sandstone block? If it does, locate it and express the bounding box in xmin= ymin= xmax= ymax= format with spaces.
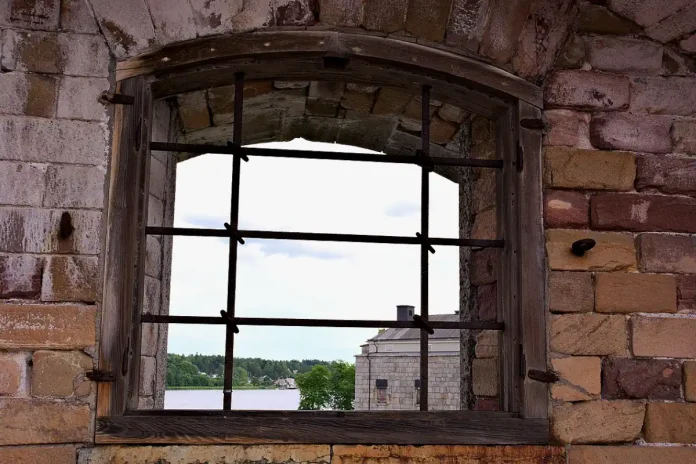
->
xmin=471 ymin=207 xmax=496 ymax=240
xmin=546 ymin=229 xmax=636 ymax=272
xmin=0 ymin=161 xmax=47 ymax=207
xmin=444 ymin=0 xmax=489 ymax=49
xmin=631 ymin=76 xmax=696 ymax=116
xmin=678 ymin=275 xmax=696 ymax=312
xmin=405 ymin=0 xmax=453 ymax=42
xmin=568 ymin=445 xmax=696 ymax=464
xmin=550 ymin=313 xmax=627 ymax=356
xmin=429 ymin=116 xmax=458 ymax=144
xmin=340 ymin=90 xmax=375 ymax=113
xmin=479 ymin=0 xmax=535 ymax=64
xmin=438 ymin=104 xmax=468 ymax=123
xmin=577 ymin=4 xmax=641 ymax=35
xmin=636 ymin=154 xmax=696 ymax=194
xmin=543 ymin=147 xmax=635 ymax=190
xmin=0 ymin=254 xmax=43 ymax=299
xmin=44 ymin=164 xmax=106 ymax=209
xmin=0 ymin=353 xmax=22 ymax=395
xmin=638 ymin=233 xmax=696 ymax=273
xmin=32 ymin=350 xmax=92 ymax=397
xmin=602 ymin=358 xmax=681 ymax=400
xmin=60 ymin=0 xmax=100 ymax=33
xmin=0 ymin=445 xmax=75 ymax=464
xmin=89 ymin=0 xmax=155 ymax=58
xmin=146 ymin=0 xmax=198 ymax=44
xmin=0 ymin=304 xmax=95 ymax=349
xmin=471 ymin=248 xmax=498 ymax=286
xmin=551 ymin=356 xmax=601 ymax=402
xmin=57 ymin=76 xmax=109 ymax=121
xmin=476 ymin=282 xmax=496 ymax=321
xmin=0 ymin=72 xmax=58 ymax=117
xmin=672 ymin=120 xmax=696 ymax=155
xmin=548 ymin=271 xmax=593 ymax=313
xmin=0 ymin=399 xmax=90 ymax=444
xmin=472 ymin=358 xmax=498 ymax=397
xmin=586 ymin=37 xmax=663 ymax=74
xmin=644 ymin=402 xmax=696 ymax=443
xmin=552 ymin=400 xmax=645 ymax=444
xmin=472 ymin=172 xmax=496 ymax=213
xmin=474 ymin=331 xmax=498 ymax=358
xmin=319 ymin=0 xmax=363 ymax=26
xmin=595 ymin=272 xmax=676 ymax=313
xmin=544 ymin=190 xmax=588 ymax=229
xmin=633 ymin=316 xmax=696 ymax=358
xmin=645 ymin=3 xmax=696 ymax=43
xmin=590 ymin=113 xmax=672 ymax=153
xmin=372 ymin=88 xmax=411 ymax=115
xmin=41 ymin=256 xmax=97 ymax=303
xmin=544 ymin=110 xmax=591 ymax=148
xmin=686 ymin=361 xmax=696 ymax=402
xmin=177 ymin=91 xmax=210 ymax=131
xmin=471 ymin=116 xmax=493 ymax=145
xmin=592 ymin=193 xmax=696 ymax=234
xmin=3 ymin=0 xmax=60 ymax=30
xmin=545 ymin=71 xmax=629 ymax=111
xmin=607 ymin=0 xmax=691 ymax=28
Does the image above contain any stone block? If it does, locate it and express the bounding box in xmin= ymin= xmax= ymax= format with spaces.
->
xmin=543 ymin=110 xmax=591 ymax=148
xmin=678 ymin=275 xmax=696 ymax=312
xmin=472 ymin=172 xmax=496 ymax=214
xmin=57 ymin=76 xmax=110 ymax=121
xmin=429 ymin=116 xmax=458 ymax=144
xmin=319 ymin=0 xmax=363 ymax=26
xmin=405 ymin=0 xmax=453 ymax=42
xmin=141 ymin=321 xmax=159 ymax=357
xmin=89 ymin=0 xmax=155 ymax=58
xmin=471 ymin=248 xmax=498 ymax=285
xmin=0 ymin=445 xmax=76 ymax=463
xmin=568 ymin=445 xmax=696 ymax=464
xmin=149 ymin=157 xmax=167 ymax=201
xmin=682 ymin=33 xmax=696 ymax=53
xmin=0 ymin=161 xmax=47 ymax=207
xmin=577 ymin=4 xmax=642 ymax=35
xmin=590 ymin=113 xmax=672 ymax=153
xmin=60 ymin=0 xmax=100 ymax=33
xmin=438 ymin=104 xmax=468 ymax=123
xmin=644 ymin=402 xmax=696 ymax=443
xmin=550 ymin=313 xmax=627 ymax=356
xmin=662 ymin=47 xmax=696 ymax=76
xmin=646 ymin=3 xmax=696 ymax=43
xmin=549 ymin=271 xmax=593 ymax=313
xmin=586 ymin=37 xmax=663 ymax=74
xmin=632 ymin=316 xmax=696 ymax=358
xmin=32 ymin=350 xmax=92 ymax=397
xmin=631 ymin=77 xmax=696 ymax=116
xmin=372 ymin=88 xmax=411 ymax=115
xmin=479 ymin=0 xmax=535 ymax=63
xmin=552 ymin=400 xmax=645 ymax=444
xmin=143 ymin=275 xmax=161 ymax=314
xmin=686 ymin=361 xmax=696 ymax=402
xmin=0 ymin=304 xmax=96 ymax=349
xmin=595 ymin=272 xmax=676 ymax=314
xmin=145 ymin=235 xmax=162 ymax=279
xmin=337 ymin=116 xmax=394 ymax=152
xmin=3 ymin=0 xmax=60 ymax=30
xmin=41 ymin=256 xmax=98 ymax=302
xmin=545 ymin=70 xmax=629 ymax=111
xmin=546 ymin=229 xmax=636 ymax=272
xmin=0 ymin=116 xmax=108 ymax=165
xmin=177 ymin=91 xmax=210 ymax=131
xmin=364 ymin=0 xmax=406 ymax=32
xmin=340 ymin=90 xmax=375 ymax=113
xmin=140 ymin=356 xmax=156 ymax=396
xmin=637 ymin=154 xmax=696 ymax=194
xmin=445 ymin=0 xmax=489 ymax=49
xmin=275 ymin=0 xmax=315 ymax=27
xmin=44 ymin=164 xmax=106 ymax=209
xmin=0 ymin=255 xmax=43 ymax=299
xmin=607 ymin=0 xmax=691 ymax=28
xmin=544 ymin=190 xmax=588 ymax=229
xmin=0 ymin=353 xmax=22 ymax=395
xmin=476 ymin=282 xmax=496 ymax=321
xmin=308 ymin=81 xmax=344 ymax=101
xmin=543 ymin=147 xmax=635 ymax=191
xmin=473 ymin=397 xmax=500 ymax=411
xmin=638 ymin=233 xmax=696 ymax=273
xmin=592 ymin=193 xmax=696 ymax=234
xmin=471 ymin=207 xmax=496 ymax=240
xmin=0 ymin=72 xmax=58 ymax=117
xmin=551 ymin=356 xmax=601 ymax=402
xmin=472 ymin=358 xmax=498 ymax=397
xmin=146 ymin=0 xmax=197 ymax=44
xmin=471 ymin=116 xmax=493 ymax=145
xmin=474 ymin=331 xmax=498 ymax=358
xmin=306 ymin=99 xmax=339 ymax=118
xmin=602 ymin=358 xmax=681 ymax=400
xmin=672 ymin=120 xmax=696 ymax=155
xmin=0 ymin=399 xmax=90 ymax=444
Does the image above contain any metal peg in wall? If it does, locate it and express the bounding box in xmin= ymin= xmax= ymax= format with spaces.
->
xmin=571 ymin=238 xmax=596 ymax=257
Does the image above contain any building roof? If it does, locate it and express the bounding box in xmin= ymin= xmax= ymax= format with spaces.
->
xmin=369 ymin=314 xmax=460 ymax=341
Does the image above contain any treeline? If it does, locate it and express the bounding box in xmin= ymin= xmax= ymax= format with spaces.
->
xmin=166 ymin=354 xmax=343 ymax=388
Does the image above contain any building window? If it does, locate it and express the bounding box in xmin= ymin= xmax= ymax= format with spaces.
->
xmin=376 ymin=379 xmax=388 ymax=404
xmin=385 ymin=345 xmax=393 ymax=352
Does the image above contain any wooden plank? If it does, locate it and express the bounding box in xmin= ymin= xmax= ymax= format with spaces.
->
xmin=96 ymin=412 xmax=549 ymax=445
xmin=517 ymin=101 xmax=548 ymax=419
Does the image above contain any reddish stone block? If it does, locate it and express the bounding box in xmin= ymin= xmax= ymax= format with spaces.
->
xmin=545 ymin=71 xmax=629 ymax=111
xmin=476 ymin=282 xmax=496 ymax=321
xmin=544 ymin=110 xmax=591 ymax=148
xmin=0 ymin=399 xmax=90 ymax=445
xmin=471 ymin=248 xmax=498 ymax=286
xmin=633 ymin=316 xmax=696 ymax=358
xmin=0 ymin=354 xmax=22 ymax=395
xmin=0 ymin=445 xmax=76 ymax=464
xmin=590 ymin=113 xmax=672 ymax=153
xmin=586 ymin=37 xmax=663 ymax=75
xmin=645 ymin=3 xmax=696 ymax=44
xmin=602 ymin=358 xmax=682 ymax=400
xmin=607 ymin=0 xmax=692 ymax=28
xmin=639 ymin=233 xmax=696 ymax=273
xmin=672 ymin=121 xmax=696 ymax=155
xmin=0 ymin=304 xmax=96 ymax=349
xmin=678 ymin=275 xmax=696 ymax=311
xmin=577 ymin=4 xmax=642 ymax=35
xmin=0 ymin=255 xmax=43 ymax=299
xmin=644 ymin=403 xmax=696 ymax=444
xmin=591 ymin=193 xmax=696 ymax=233
xmin=631 ymin=76 xmax=696 ymax=116
xmin=545 ymin=190 xmax=589 ymax=229
xmin=636 ymin=154 xmax=696 ymax=195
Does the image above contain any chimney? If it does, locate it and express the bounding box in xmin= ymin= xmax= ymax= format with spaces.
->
xmin=396 ymin=305 xmax=415 ymax=321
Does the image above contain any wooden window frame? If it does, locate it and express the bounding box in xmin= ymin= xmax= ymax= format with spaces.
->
xmin=96 ymin=32 xmax=547 ymax=445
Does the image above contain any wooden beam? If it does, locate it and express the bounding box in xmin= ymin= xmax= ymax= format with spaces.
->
xmin=96 ymin=412 xmax=549 ymax=445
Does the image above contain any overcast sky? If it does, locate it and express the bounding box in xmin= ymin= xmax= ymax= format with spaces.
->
xmin=166 ymin=139 xmax=459 ymax=362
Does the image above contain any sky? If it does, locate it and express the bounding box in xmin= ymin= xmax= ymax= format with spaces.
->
xmin=166 ymin=138 xmax=459 ymax=362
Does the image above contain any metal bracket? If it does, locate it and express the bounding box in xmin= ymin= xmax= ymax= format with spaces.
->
xmin=226 ymin=141 xmax=249 ymax=162
xmin=527 ymin=369 xmax=560 ymax=383
xmin=220 ymin=310 xmax=240 ymax=333
xmin=416 ymin=232 xmax=435 ymax=254
xmin=224 ymin=223 xmax=245 ymax=244
xmin=413 ymin=314 xmax=434 ymax=335
xmin=86 ymin=370 xmax=117 ymax=382
xmin=99 ymin=91 xmax=135 ymax=105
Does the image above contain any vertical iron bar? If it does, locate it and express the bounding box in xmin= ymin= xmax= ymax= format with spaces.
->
xmin=223 ymin=72 xmax=244 ymax=410
xmin=419 ymin=85 xmax=431 ymax=411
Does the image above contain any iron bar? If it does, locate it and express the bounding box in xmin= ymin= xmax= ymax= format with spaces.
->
xmin=140 ymin=314 xmax=505 ymax=330
xmin=419 ymin=84 xmax=431 ymax=411
xmin=149 ymin=142 xmax=503 ymax=169
xmin=145 ymin=227 xmax=504 ymax=248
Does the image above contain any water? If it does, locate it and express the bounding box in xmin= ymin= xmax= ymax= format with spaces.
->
xmin=165 ymin=389 xmax=301 ymax=410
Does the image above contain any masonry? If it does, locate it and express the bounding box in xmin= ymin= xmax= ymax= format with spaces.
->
xmin=2 ymin=1 xmax=696 ymax=464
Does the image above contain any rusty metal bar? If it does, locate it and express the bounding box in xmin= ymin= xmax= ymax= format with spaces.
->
xmin=420 ymin=84 xmax=431 ymax=412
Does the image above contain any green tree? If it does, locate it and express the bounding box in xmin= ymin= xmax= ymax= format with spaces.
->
xmin=329 ymin=362 xmax=355 ymax=410
xmin=296 ymin=364 xmax=331 ymax=410
xmin=233 ymin=367 xmax=249 ymax=386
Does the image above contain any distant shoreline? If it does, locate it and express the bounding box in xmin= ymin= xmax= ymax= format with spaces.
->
xmin=166 ymin=386 xmax=282 ymax=391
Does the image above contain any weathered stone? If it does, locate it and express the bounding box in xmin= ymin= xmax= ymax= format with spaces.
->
xmin=429 ymin=116 xmax=458 ymax=144
xmin=149 ymin=157 xmax=167 ymax=201
xmin=476 ymin=282 xmax=496 ymax=321
xmin=471 ymin=207 xmax=496 ymax=240
xmin=602 ymin=358 xmax=681 ymax=400
xmin=471 ymin=116 xmax=493 ymax=145
xmin=0 ymin=72 xmax=58 ymax=118
xmin=405 ymin=0 xmax=453 ymax=42
xmin=89 ymin=0 xmax=155 ymax=58
xmin=474 ymin=330 xmax=498 ymax=358
xmin=607 ymin=0 xmax=692 ymax=28
xmin=44 ymin=165 xmax=106 ymax=209
xmin=273 ymin=80 xmax=309 ymax=90
xmin=0 ymin=354 xmax=22 ymax=395
xmin=548 ymin=271 xmax=593 ymax=313
xmin=545 ymin=190 xmax=588 ymax=229
xmin=319 ymin=0 xmax=363 ymax=26
xmin=138 ymin=395 xmax=155 ymax=409
xmin=472 ymin=358 xmax=498 ymax=397
xmin=586 ymin=37 xmax=663 ymax=75
xmin=682 ymin=33 xmax=696 ymax=53
xmin=551 ymin=313 xmax=627 ymax=356
xmin=551 ymin=356 xmax=601 ymax=401
xmin=445 ymin=0 xmax=489 ymax=50
xmin=0 ymin=304 xmax=96 ymax=349
xmin=552 ymin=400 xmax=644 ymax=444
xmin=85 ymin=445 xmax=331 ymax=463
xmin=644 ymin=403 xmax=696 ymax=443
xmin=556 ymin=34 xmax=586 ymax=69
xmin=372 ymin=88 xmax=411 ymax=115
xmin=57 ymin=76 xmax=109 ymax=121
xmin=631 ymin=76 xmax=696 ymax=116
xmin=590 ymin=113 xmax=672 ymax=153
xmin=577 ymin=4 xmax=642 ymax=35
xmin=4 ymin=0 xmax=60 ymax=30
xmin=645 ymin=3 xmax=696 ymax=43
xmin=60 ymin=0 xmax=100 ymax=33
xmin=0 ymin=445 xmax=76 ymax=463
xmin=543 ymin=110 xmax=591 ymax=148
xmin=337 ymin=117 xmax=394 ymax=152
xmin=402 ymin=97 xmax=437 ymax=121
xmin=306 ymin=99 xmax=339 ymax=117
xmin=41 ymin=256 xmax=98 ymax=302
xmin=592 ymin=193 xmax=696 ymax=234
xmin=545 ymin=71 xmax=629 ymax=111
xmin=638 ymin=233 xmax=696 ymax=273
xmin=479 ymin=0 xmax=535 ymax=63
xmin=544 ymin=147 xmax=635 ymax=191
xmin=686 ymin=361 xmax=696 ymax=402
xmin=0 ymin=255 xmax=42 ymax=299
xmin=437 ymin=104 xmax=468 ymax=123
xmin=547 ymin=230 xmax=636 ymax=272
xmin=363 ymin=0 xmax=406 ymax=32
xmin=145 ymin=235 xmax=162 ymax=279
xmin=0 ymin=161 xmax=47 ymax=207
xmin=141 ymin=321 xmax=159 ymax=357
xmin=0 ymin=116 xmax=108 ymax=165
xmin=633 ymin=316 xmax=696 ymax=358
xmin=672 ymin=120 xmax=696 ymax=155
xmin=662 ymin=47 xmax=696 ymax=76
xmin=140 ymin=356 xmax=156 ymax=396
xmin=471 ymin=248 xmax=498 ymax=286
xmin=333 ymin=446 xmax=564 ymax=464
xmin=340 ymin=90 xmax=375 ymax=113
xmin=177 ymin=91 xmax=210 ymax=131
xmin=0 ymin=399 xmax=90 ymax=444
xmin=568 ymin=445 xmax=696 ymax=464
xmin=32 ymin=350 xmax=92 ymax=397
xmin=146 ymin=0 xmax=197 ymax=44
xmin=473 ymin=397 xmax=500 ymax=411
xmin=473 ymin=172 xmax=496 ymax=213
xmin=637 ymin=154 xmax=696 ymax=194
xmin=595 ymin=272 xmax=676 ymax=314
xmin=678 ymin=275 xmax=696 ymax=312
xmin=275 ymin=0 xmax=314 ymax=27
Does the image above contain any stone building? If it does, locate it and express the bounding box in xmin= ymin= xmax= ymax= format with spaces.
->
xmin=1 ymin=1 xmax=696 ymax=464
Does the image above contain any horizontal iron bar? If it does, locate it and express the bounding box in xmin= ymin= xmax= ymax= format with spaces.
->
xmin=146 ymin=227 xmax=504 ymax=248
xmin=150 ymin=142 xmax=504 ymax=169
xmin=140 ymin=314 xmax=504 ymax=330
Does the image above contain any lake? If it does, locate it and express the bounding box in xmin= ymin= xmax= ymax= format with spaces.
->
xmin=165 ymin=389 xmax=301 ymax=410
